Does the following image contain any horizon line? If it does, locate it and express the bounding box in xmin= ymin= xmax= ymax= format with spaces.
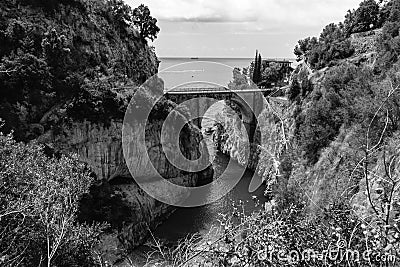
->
xmin=159 ymin=56 xmax=296 ymax=60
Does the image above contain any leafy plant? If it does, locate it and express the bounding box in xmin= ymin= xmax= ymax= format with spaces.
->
xmin=132 ymin=4 xmax=160 ymax=42
xmin=0 ymin=130 xmax=104 ymax=266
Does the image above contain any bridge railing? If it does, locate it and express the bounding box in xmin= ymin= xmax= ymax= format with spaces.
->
xmin=164 ymin=87 xmax=278 ymax=94
xmin=165 ymin=87 xmax=227 ymax=93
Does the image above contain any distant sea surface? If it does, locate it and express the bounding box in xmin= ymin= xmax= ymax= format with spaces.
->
xmin=159 ymin=57 xmax=254 ymax=71
xmin=158 ymin=57 xmax=253 ymax=89
xmin=158 ymin=57 xmax=295 ymax=89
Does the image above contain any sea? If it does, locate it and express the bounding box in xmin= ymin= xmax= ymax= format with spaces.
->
xmin=157 ymin=57 xmax=296 ymax=90
xmin=158 ymin=57 xmax=253 ymax=90
xmin=159 ymin=57 xmax=255 ymax=71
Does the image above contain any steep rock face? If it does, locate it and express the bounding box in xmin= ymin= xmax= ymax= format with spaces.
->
xmin=287 ymin=126 xmax=364 ymax=214
xmin=39 ymin=116 xmax=213 ymax=261
xmin=40 ymin=121 xmax=124 ymax=180
xmin=351 ymin=132 xmax=400 ymax=223
xmin=39 ymin=119 xmax=209 ymax=181
xmin=214 ymin=62 xmax=368 ymax=212
xmin=90 ymin=172 xmax=204 ymax=262
xmin=350 ymin=29 xmax=381 ymax=56
xmin=214 ymin=98 xmax=294 ymax=194
xmin=348 ymin=29 xmax=380 ymax=67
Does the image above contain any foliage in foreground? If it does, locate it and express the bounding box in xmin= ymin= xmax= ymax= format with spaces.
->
xmin=150 ymin=200 xmax=399 ymax=267
xmin=0 ymin=130 xmax=104 ymax=266
xmin=150 ymin=1 xmax=400 ymax=265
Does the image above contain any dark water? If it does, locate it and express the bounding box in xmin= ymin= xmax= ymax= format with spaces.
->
xmin=131 ymin=61 xmax=268 ymax=264
xmin=152 ymin=102 xmax=267 ymax=243
xmin=131 ymin=104 xmax=267 ymax=265
xmin=131 ymin=151 xmax=267 ymax=265
xmin=153 ymin=152 xmax=267 ymax=243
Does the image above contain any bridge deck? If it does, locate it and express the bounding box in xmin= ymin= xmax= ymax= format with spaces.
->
xmin=164 ymin=87 xmax=280 ymax=95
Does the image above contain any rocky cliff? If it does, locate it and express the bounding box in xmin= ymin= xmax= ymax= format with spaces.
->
xmin=214 ymin=38 xmax=399 ymax=220
xmin=0 ymin=0 xmax=215 ymax=263
xmin=39 ymin=119 xmax=209 ymax=181
xmin=38 ymin=112 xmax=212 ymax=262
xmin=214 ymin=97 xmax=295 ymax=196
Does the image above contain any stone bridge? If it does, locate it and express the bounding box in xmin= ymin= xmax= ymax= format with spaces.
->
xmin=165 ymin=86 xmax=285 ymax=142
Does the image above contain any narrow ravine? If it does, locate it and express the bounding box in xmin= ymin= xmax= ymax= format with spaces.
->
xmin=153 ymin=152 xmax=267 ymax=243
xmin=153 ymin=101 xmax=268 ymax=242
xmin=131 ymin=102 xmax=268 ymax=265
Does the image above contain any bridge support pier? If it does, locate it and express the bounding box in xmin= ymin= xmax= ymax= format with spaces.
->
xmin=165 ymin=87 xmax=267 ymax=144
xmin=244 ymin=121 xmax=257 ymax=143
xmin=193 ymin=118 xmax=202 ymax=129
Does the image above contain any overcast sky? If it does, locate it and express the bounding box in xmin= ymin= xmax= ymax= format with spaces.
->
xmin=127 ymin=0 xmax=362 ymax=58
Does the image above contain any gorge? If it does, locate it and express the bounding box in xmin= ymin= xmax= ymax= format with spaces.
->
xmin=2 ymin=0 xmax=400 ymax=266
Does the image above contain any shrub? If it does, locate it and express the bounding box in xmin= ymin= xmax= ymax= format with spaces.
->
xmin=294 ymin=23 xmax=354 ymax=70
xmin=0 ymin=0 xmax=159 ymax=141
xmin=152 ymin=200 xmax=398 ymax=267
xmin=0 ymin=130 xmax=103 ymax=266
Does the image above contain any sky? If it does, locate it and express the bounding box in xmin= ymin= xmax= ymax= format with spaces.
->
xmin=127 ymin=0 xmax=362 ymax=58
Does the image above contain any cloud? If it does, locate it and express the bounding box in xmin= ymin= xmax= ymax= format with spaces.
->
xmin=127 ymin=0 xmax=361 ymax=27
xmin=127 ymin=0 xmax=258 ymax=22
xmin=125 ymin=0 xmax=363 ymax=57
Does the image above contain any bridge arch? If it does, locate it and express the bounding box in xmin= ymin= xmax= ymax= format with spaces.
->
xmin=165 ymin=85 xmax=266 ymax=143
xmin=225 ymin=97 xmax=257 ymax=141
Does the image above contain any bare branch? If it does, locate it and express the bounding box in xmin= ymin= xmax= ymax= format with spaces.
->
xmin=0 ymin=69 xmax=17 ymax=75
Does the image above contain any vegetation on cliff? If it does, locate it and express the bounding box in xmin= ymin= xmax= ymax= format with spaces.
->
xmin=0 ymin=0 xmax=174 ymax=265
xmin=0 ymin=128 xmax=104 ymax=266
xmin=152 ymin=1 xmax=400 ymax=266
xmin=0 ymin=0 xmax=160 ymax=141
xmin=277 ymin=0 xmax=400 ymax=264
xmin=250 ymin=50 xmax=293 ymax=88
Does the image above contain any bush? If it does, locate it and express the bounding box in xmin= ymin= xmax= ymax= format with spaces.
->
xmin=294 ymin=63 xmax=391 ymax=164
xmin=0 ymin=131 xmax=104 ymax=266
xmin=299 ymin=96 xmax=344 ymax=164
xmin=0 ymin=0 xmax=159 ymax=141
xmin=152 ymin=200 xmax=398 ymax=267
xmin=345 ymin=0 xmax=380 ymax=34
xmin=66 ymin=86 xmax=126 ymax=125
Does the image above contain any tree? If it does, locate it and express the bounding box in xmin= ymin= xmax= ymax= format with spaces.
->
xmin=252 ymin=50 xmax=259 ymax=84
xmin=106 ymin=0 xmax=133 ymax=31
xmin=228 ymin=67 xmax=250 ymax=90
xmin=257 ymin=52 xmax=262 ymax=84
xmin=375 ymin=0 xmax=400 ymax=69
xmin=242 ymin=67 xmax=248 ymax=77
xmin=251 ymin=51 xmax=262 ymax=85
xmin=18 ymin=0 xmax=83 ymax=12
xmin=294 ymin=37 xmax=318 ymax=61
xmin=344 ymin=9 xmax=356 ymax=35
xmin=132 ymin=4 xmax=160 ymax=42
xmin=0 ymin=130 xmax=103 ymax=266
xmin=387 ymin=0 xmax=400 ymax=22
xmin=262 ymin=62 xmax=281 ymax=86
xmin=352 ymin=0 xmax=380 ymax=33
xmin=0 ymin=0 xmax=160 ymax=140
xmin=319 ymin=23 xmax=345 ymax=44
xmin=294 ymin=21 xmax=354 ymax=70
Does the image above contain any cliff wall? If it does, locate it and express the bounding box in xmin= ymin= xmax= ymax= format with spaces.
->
xmin=38 ymin=113 xmax=212 ymax=262
xmin=214 ymin=98 xmax=295 ymax=195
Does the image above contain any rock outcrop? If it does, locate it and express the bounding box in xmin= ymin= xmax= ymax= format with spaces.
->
xmin=38 ymin=114 xmax=213 ymax=262
xmin=348 ymin=29 xmax=381 ymax=67
xmin=213 ymin=97 xmax=294 ymax=195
